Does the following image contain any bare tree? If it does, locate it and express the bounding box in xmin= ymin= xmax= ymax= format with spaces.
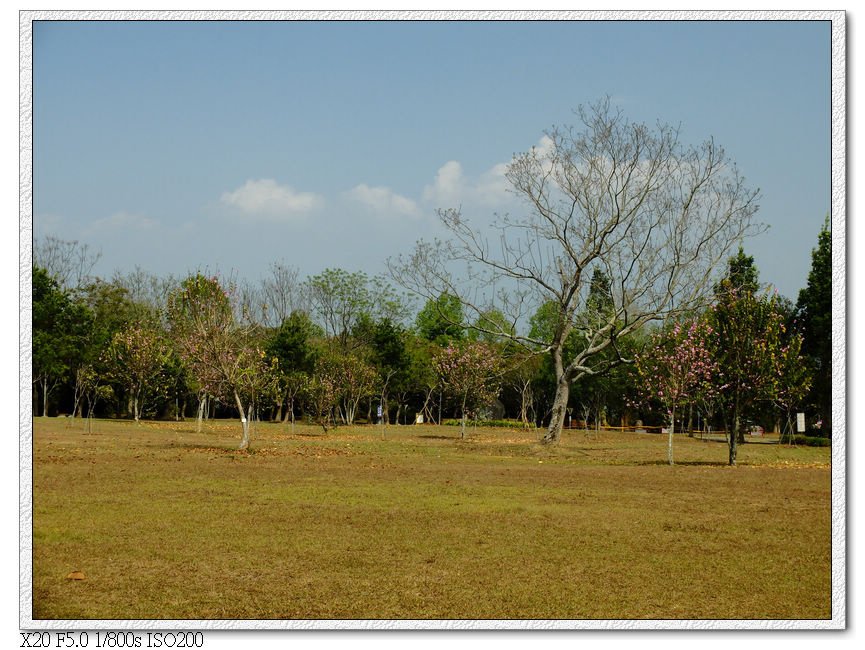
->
xmin=112 ymin=266 xmax=178 ymax=316
xmin=507 ymin=352 xmax=541 ymax=428
xmin=391 ymin=98 xmax=762 ymax=444
xmin=34 ymin=235 xmax=102 ymax=291
xmin=260 ymin=261 xmax=308 ymax=328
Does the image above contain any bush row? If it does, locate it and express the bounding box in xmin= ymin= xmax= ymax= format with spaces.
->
xmin=785 ymin=435 xmax=831 ymax=447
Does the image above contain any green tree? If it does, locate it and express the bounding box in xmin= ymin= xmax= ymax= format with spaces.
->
xmin=468 ymin=308 xmax=516 ymax=346
xmin=415 ymin=292 xmax=465 ymax=344
xmin=73 ymin=279 xmax=142 ymax=418
xmin=403 ymin=335 xmax=441 ymax=425
xmin=367 ymin=318 xmax=411 ymax=425
xmin=585 ymin=268 xmax=615 ymax=318
xmin=715 ymin=246 xmax=761 ymax=297
xmin=32 ymin=267 xmax=92 ymax=416
xmin=306 ymin=269 xmax=409 ymax=352
xmin=306 ymin=268 xmax=372 ymax=350
xmin=709 ymin=283 xmax=790 ymax=466
xmin=795 ymin=217 xmax=832 ymax=435
xmin=265 ymin=311 xmax=319 ymax=422
xmin=104 ymin=324 xmax=171 ymax=423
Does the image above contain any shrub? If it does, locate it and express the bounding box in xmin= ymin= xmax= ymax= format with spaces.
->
xmin=788 ymin=434 xmax=831 ymax=447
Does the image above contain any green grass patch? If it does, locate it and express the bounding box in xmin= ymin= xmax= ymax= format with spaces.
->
xmin=31 ymin=418 xmax=831 ymax=620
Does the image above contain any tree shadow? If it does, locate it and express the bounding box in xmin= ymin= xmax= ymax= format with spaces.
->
xmin=170 ymin=442 xmax=249 ymax=454
xmin=631 ymin=459 xmax=730 ymax=467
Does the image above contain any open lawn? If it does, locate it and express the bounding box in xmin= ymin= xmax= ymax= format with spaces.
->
xmin=30 ymin=418 xmax=832 ymax=621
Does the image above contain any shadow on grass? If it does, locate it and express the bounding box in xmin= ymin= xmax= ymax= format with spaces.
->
xmin=171 ymin=442 xmax=248 ymax=453
xmin=630 ymin=459 xmax=730 ymax=467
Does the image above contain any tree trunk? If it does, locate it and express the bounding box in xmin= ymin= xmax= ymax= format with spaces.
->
xmin=668 ymin=405 xmax=676 ymax=466
xmin=234 ymin=391 xmax=251 ymax=450
xmin=542 ymin=376 xmax=570 ymax=444
xmin=421 ymin=387 xmax=435 ymax=424
xmin=729 ymin=412 xmax=739 ymax=466
xmin=87 ymin=399 xmax=95 ymax=433
xmin=687 ymin=403 xmax=694 ymax=437
xmin=73 ymin=376 xmax=84 ymax=420
xmin=520 ymin=392 xmax=529 ymax=426
xmin=43 ymin=377 xmax=49 ymax=417
xmin=196 ymin=396 xmax=205 ymax=433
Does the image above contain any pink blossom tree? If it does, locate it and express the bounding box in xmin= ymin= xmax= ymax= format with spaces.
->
xmin=771 ymin=332 xmax=812 ymax=443
xmin=634 ymin=317 xmax=717 ymax=465
xmin=433 ymin=342 xmax=502 ymax=439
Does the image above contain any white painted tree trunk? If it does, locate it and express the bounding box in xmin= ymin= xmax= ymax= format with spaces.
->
xmin=234 ymin=391 xmax=251 ymax=450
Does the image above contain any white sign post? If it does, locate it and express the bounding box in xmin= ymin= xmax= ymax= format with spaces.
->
xmin=796 ymin=412 xmax=806 ymax=433
xmin=378 ymin=404 xmax=384 ymax=438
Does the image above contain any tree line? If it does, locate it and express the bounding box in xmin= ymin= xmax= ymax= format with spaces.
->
xmin=33 ymin=227 xmax=829 ymax=462
xmin=32 ymin=99 xmax=832 ymax=465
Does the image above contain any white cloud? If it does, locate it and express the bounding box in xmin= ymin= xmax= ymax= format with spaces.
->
xmin=220 ymin=179 xmax=322 ymax=217
xmin=534 ymin=134 xmax=555 ymax=158
xmin=90 ymin=211 xmax=156 ymax=230
xmin=422 ymin=160 xmax=465 ymax=206
xmin=475 ymin=162 xmax=511 ymax=205
xmin=348 ymin=184 xmax=421 ymax=218
xmin=423 ymin=158 xmax=513 ymax=208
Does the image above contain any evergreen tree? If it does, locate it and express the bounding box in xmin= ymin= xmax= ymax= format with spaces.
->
xmin=795 ymin=217 xmax=832 ymax=435
xmin=714 ymin=246 xmax=760 ymax=298
xmin=266 ymin=311 xmax=318 ymax=376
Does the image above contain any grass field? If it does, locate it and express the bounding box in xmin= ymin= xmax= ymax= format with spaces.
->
xmin=30 ymin=418 xmax=832 ymax=621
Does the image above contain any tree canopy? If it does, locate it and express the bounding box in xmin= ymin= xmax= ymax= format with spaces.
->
xmin=393 ymin=97 xmax=763 ymax=443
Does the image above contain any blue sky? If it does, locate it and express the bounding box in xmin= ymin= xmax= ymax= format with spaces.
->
xmin=32 ymin=18 xmax=831 ymax=302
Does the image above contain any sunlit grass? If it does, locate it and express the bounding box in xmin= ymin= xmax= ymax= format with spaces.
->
xmin=31 ymin=418 xmax=831 ymax=620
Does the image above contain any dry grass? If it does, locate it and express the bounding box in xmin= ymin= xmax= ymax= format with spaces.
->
xmin=31 ymin=418 xmax=832 ymax=620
